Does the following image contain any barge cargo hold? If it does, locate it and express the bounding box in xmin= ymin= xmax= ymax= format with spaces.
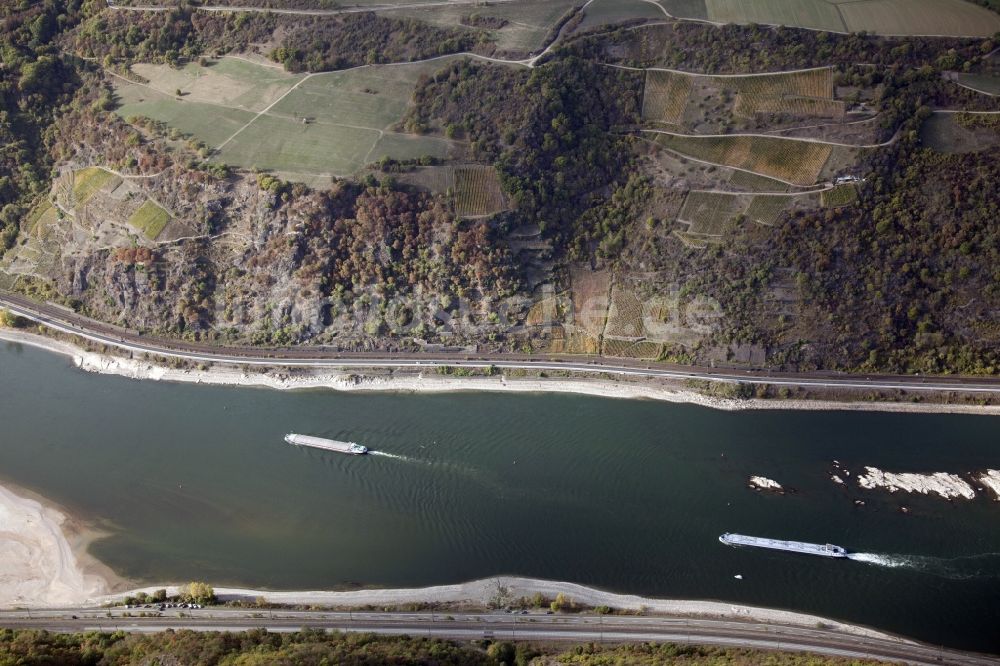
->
xmin=719 ymin=533 xmax=848 ymax=558
xmin=285 ymin=434 xmax=368 ymax=455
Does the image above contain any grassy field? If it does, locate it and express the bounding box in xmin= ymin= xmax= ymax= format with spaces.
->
xmin=679 ymin=191 xmax=742 ymax=235
xmin=215 ymin=115 xmax=381 ymax=175
xmin=384 ymin=0 xmax=578 ymax=55
xmin=664 ymin=0 xmax=1000 ymax=36
xmin=658 ymin=0 xmax=709 ymax=20
xmin=745 ymin=194 xmax=790 ymax=225
xmin=127 ymin=199 xmax=171 ymax=239
xmin=115 ymin=58 xmax=463 ymax=181
xmin=642 ymin=70 xmax=692 ymax=124
xmin=371 ymin=133 xmax=455 ymax=164
xmin=72 ymin=167 xmax=119 ymax=205
xmin=821 ymin=183 xmax=858 ymax=208
xmin=705 ymin=0 xmax=846 ymax=32
xmin=655 ymin=133 xmax=834 ymax=185
xmin=132 ymin=59 xmax=304 ymax=113
xmin=578 ymin=0 xmax=665 ymax=30
xmin=837 ymin=0 xmax=1000 ymax=36
xmin=918 ymin=113 xmax=1000 ymax=153
xmin=386 ymin=165 xmax=456 ymax=193
xmin=115 ymin=81 xmax=257 ymax=147
xmin=454 ymin=166 xmax=505 ymax=217
xmin=271 ymin=60 xmax=450 ymax=129
xmin=958 ymin=72 xmax=1000 ymax=96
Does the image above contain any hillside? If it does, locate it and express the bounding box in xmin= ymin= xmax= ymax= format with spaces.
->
xmin=1 ymin=0 xmax=999 ymax=374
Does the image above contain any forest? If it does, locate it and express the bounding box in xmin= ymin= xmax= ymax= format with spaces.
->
xmin=0 ymin=0 xmax=84 ymax=251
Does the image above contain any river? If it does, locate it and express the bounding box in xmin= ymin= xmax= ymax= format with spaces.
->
xmin=1 ymin=341 xmax=999 ymax=651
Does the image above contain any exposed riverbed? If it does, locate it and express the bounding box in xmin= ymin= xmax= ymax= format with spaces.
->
xmin=1 ymin=341 xmax=999 ymax=651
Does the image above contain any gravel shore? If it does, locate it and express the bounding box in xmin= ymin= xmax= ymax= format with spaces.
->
xmin=95 ymin=576 xmax=901 ymax=642
xmin=0 ymin=484 xmax=110 ymax=607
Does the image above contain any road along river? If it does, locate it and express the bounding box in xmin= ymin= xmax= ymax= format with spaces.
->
xmin=0 ymin=341 xmax=999 ymax=651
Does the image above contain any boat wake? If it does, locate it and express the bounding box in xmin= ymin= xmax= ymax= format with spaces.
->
xmin=846 ymin=552 xmax=912 ymax=568
xmin=368 ymin=450 xmax=423 ymax=464
xmin=847 ymin=551 xmax=1000 ymax=580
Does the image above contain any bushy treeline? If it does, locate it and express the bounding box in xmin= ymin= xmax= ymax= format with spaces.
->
xmin=761 ymin=134 xmax=1000 ymax=374
xmin=290 ymin=180 xmax=521 ymax=304
xmin=572 ymin=21 xmax=997 ymax=76
xmin=406 ymin=57 xmax=643 ymax=258
xmin=69 ymin=5 xmax=487 ymax=71
xmin=70 ymin=4 xmax=273 ymax=64
xmin=0 ymin=0 xmax=86 ymax=252
xmin=0 ymin=629 xmax=891 ymax=665
xmin=0 ymin=629 xmax=491 ymax=665
xmin=270 ymin=13 xmax=487 ymax=72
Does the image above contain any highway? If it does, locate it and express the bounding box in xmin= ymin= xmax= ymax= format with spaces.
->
xmin=2 ymin=292 xmax=1000 ymax=395
xmin=0 ymin=607 xmax=991 ymax=665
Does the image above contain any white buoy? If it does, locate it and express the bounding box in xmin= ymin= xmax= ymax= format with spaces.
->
xmin=734 ymin=574 xmax=743 ymax=580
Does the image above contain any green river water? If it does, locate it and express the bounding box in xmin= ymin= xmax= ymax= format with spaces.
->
xmin=1 ymin=342 xmax=999 ymax=651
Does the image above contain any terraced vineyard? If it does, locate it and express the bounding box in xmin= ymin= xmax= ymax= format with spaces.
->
xmin=728 ymin=170 xmax=789 ymax=193
xmin=128 ymin=200 xmax=171 ymax=240
xmin=605 ymin=285 xmax=645 ymax=337
xmin=654 ymin=133 xmax=834 ymax=185
xmin=821 ymin=183 xmax=859 ymax=208
xmin=642 ymin=67 xmax=842 ymax=130
xmin=642 ymin=70 xmax=692 ymax=124
xmin=602 ymin=338 xmax=662 ymax=359
xmin=454 ymin=166 xmax=505 ymax=217
xmin=24 ymin=200 xmax=54 ymax=236
xmin=673 ymin=229 xmax=720 ymax=248
xmin=72 ymin=167 xmax=119 ymax=206
xmin=746 ymin=96 xmax=845 ymax=119
xmin=678 ymin=191 xmax=743 ymax=235
xmin=731 ymin=68 xmax=835 ymax=118
xmin=745 ymin=195 xmax=791 ymax=226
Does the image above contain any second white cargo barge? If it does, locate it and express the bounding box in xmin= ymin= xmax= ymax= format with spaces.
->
xmin=285 ymin=434 xmax=368 ymax=455
xmin=719 ymin=533 xmax=848 ymax=558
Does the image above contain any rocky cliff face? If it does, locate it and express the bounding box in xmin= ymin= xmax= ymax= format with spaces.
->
xmin=3 ymin=105 xmax=540 ymax=351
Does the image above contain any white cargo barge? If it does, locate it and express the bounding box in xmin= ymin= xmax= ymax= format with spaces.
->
xmin=719 ymin=533 xmax=848 ymax=558
xmin=285 ymin=434 xmax=368 ymax=455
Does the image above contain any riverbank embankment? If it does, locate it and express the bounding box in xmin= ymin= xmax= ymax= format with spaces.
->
xmin=2 ymin=328 xmax=999 ymax=415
